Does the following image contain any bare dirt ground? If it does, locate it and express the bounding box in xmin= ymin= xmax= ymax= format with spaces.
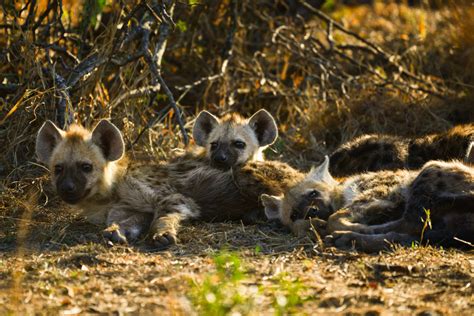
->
xmin=0 ymin=197 xmax=472 ymax=315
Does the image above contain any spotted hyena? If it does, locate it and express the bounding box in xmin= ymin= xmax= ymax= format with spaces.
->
xmin=329 ymin=124 xmax=474 ymax=177
xmin=36 ymin=119 xmax=301 ymax=247
xmin=192 ymin=109 xmax=278 ymax=169
xmin=262 ymin=156 xmax=474 ymax=252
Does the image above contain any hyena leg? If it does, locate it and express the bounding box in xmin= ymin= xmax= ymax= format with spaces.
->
xmin=403 ymin=193 xmax=474 ymax=243
xmin=104 ymin=209 xmax=152 ymax=244
xmin=327 ymin=200 xmax=401 ymax=234
xmin=149 ymin=193 xmax=200 ymax=248
xmin=330 ymin=231 xmax=417 ymax=252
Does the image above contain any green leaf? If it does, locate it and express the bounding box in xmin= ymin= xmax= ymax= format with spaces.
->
xmin=322 ymin=0 xmax=336 ymax=12
xmin=176 ymin=20 xmax=188 ymax=32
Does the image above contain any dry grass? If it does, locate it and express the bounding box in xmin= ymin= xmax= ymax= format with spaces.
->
xmin=0 ymin=203 xmax=473 ymax=314
xmin=1 ymin=1 xmax=474 ymax=314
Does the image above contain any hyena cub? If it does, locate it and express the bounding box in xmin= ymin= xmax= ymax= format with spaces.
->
xmin=329 ymin=124 xmax=474 ymax=176
xmin=262 ymin=156 xmax=474 ymax=252
xmin=36 ymin=120 xmax=154 ymax=241
xmin=36 ymin=119 xmax=301 ymax=247
xmin=192 ymin=109 xmax=278 ymax=169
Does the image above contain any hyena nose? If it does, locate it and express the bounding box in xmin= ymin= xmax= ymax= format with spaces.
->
xmin=63 ymin=181 xmax=76 ymax=193
xmin=306 ymin=207 xmax=319 ymax=219
xmin=214 ymin=153 xmax=228 ymax=163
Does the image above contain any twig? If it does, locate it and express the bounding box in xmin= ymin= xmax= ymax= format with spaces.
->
xmin=299 ymin=0 xmax=448 ymax=98
xmin=110 ymin=2 xmax=146 ymax=55
xmin=175 ymin=0 xmax=236 ymax=102
xmin=66 ymin=53 xmax=106 ymax=87
xmin=141 ymin=0 xmax=189 ymax=145
xmin=44 ymin=68 xmax=73 ymax=128
xmin=109 ymin=85 xmax=161 ymax=109
xmin=21 ymin=0 xmax=37 ymax=31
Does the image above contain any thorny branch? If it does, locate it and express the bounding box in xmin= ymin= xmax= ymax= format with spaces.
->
xmin=0 ymin=0 xmax=461 ymax=172
xmin=1 ymin=0 xmax=189 ymax=143
xmin=133 ymin=0 xmax=189 ymax=146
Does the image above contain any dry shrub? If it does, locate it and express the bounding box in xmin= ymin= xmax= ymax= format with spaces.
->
xmin=287 ymin=1 xmax=474 ymax=162
xmin=0 ymin=0 xmax=473 ymax=180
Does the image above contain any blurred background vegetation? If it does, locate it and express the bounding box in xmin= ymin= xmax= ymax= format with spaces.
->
xmin=1 ymin=0 xmax=473 ymax=183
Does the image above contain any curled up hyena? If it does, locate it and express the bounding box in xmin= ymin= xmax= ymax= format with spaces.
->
xmin=36 ymin=119 xmax=302 ymax=248
xmin=329 ymin=124 xmax=474 ymax=177
xmin=262 ymin=156 xmax=474 ymax=252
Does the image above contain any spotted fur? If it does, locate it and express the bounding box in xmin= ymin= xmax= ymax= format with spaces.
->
xmin=330 ymin=124 xmax=474 ymax=176
xmin=262 ymin=156 xmax=474 ymax=252
xmin=36 ymin=120 xmax=301 ymax=247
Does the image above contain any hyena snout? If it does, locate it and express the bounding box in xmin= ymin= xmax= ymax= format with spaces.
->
xmin=55 ymin=168 xmax=90 ymax=204
xmin=292 ymin=197 xmax=333 ymax=222
xmin=210 ymin=146 xmax=238 ymax=169
xmin=213 ymin=151 xmax=228 ymax=163
xmin=301 ymin=203 xmax=329 ymax=221
xmin=61 ymin=179 xmax=76 ymax=193
xmin=306 ymin=206 xmax=319 ymax=219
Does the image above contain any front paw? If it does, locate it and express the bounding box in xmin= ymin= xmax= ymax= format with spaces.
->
xmin=103 ymin=224 xmax=141 ymax=245
xmin=103 ymin=229 xmax=128 ymax=244
xmin=151 ymin=231 xmax=177 ymax=249
xmin=331 ymin=231 xmax=358 ymax=249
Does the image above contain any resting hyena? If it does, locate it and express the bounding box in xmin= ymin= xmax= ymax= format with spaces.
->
xmin=262 ymin=156 xmax=474 ymax=252
xmin=36 ymin=119 xmax=302 ymax=247
xmin=192 ymin=109 xmax=278 ymax=169
xmin=329 ymin=124 xmax=474 ymax=176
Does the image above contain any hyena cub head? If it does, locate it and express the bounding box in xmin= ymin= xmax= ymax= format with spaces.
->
xmin=261 ymin=156 xmax=338 ymax=236
xmin=192 ymin=109 xmax=278 ymax=169
xmin=36 ymin=120 xmax=125 ymax=204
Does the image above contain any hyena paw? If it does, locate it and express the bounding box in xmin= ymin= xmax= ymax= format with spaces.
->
xmin=103 ymin=224 xmax=141 ymax=245
xmin=103 ymin=228 xmax=128 ymax=244
xmin=323 ymin=234 xmax=335 ymax=246
xmin=152 ymin=231 xmax=177 ymax=249
xmin=331 ymin=231 xmax=358 ymax=249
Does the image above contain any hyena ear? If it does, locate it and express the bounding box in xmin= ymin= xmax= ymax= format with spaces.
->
xmin=91 ymin=120 xmax=125 ymax=161
xmin=261 ymin=194 xmax=283 ymax=220
xmin=193 ymin=110 xmax=220 ymax=146
xmin=248 ymin=109 xmax=278 ymax=146
xmin=307 ymin=156 xmax=337 ymax=186
xmin=36 ymin=120 xmax=65 ymax=163
xmin=465 ymin=142 xmax=474 ymax=164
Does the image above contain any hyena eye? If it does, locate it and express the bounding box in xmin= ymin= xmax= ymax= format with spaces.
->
xmin=308 ymin=190 xmax=320 ymax=198
xmin=290 ymin=210 xmax=299 ymax=222
xmin=81 ymin=163 xmax=93 ymax=173
xmin=233 ymin=140 xmax=246 ymax=149
xmin=210 ymin=142 xmax=218 ymax=150
xmin=54 ymin=165 xmax=63 ymax=175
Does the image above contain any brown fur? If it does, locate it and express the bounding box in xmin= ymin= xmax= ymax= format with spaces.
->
xmin=263 ymin=157 xmax=474 ymax=252
xmin=330 ymin=124 xmax=474 ymax=177
xmin=36 ymin=120 xmax=301 ymax=247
